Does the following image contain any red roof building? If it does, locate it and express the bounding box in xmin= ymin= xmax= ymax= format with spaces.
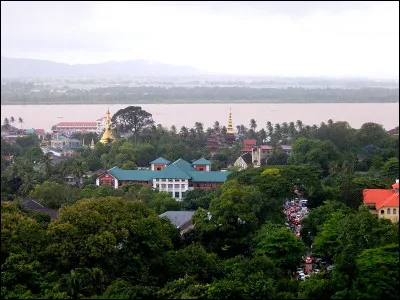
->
xmin=363 ymin=180 xmax=399 ymax=223
xmin=242 ymin=139 xmax=257 ymax=152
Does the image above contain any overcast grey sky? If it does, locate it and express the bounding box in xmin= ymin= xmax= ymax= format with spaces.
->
xmin=1 ymin=1 xmax=399 ymax=78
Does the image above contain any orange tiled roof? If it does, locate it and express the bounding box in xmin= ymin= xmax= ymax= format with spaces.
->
xmin=376 ymin=193 xmax=399 ymax=210
xmin=363 ymin=188 xmax=399 ymax=210
xmin=363 ymin=189 xmax=393 ymax=205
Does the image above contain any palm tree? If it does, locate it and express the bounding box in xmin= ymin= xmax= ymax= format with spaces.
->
xmin=189 ymin=128 xmax=197 ymax=140
xmin=3 ymin=117 xmax=10 ymax=130
xmin=288 ymin=122 xmax=296 ymax=139
xmin=18 ymin=117 xmax=24 ymax=130
xmin=274 ymin=123 xmax=282 ymax=141
xmin=170 ymin=125 xmax=177 ymax=135
xmin=41 ymin=152 xmax=53 ymax=177
xmin=179 ymin=126 xmax=189 ymax=139
xmin=10 ymin=116 xmax=15 ymax=125
xmin=250 ymin=119 xmax=257 ymax=131
xmin=258 ymin=128 xmax=267 ymax=143
xmin=19 ymin=173 xmax=39 ymax=196
xmin=86 ymin=268 xmax=104 ymax=295
xmin=328 ymin=119 xmax=334 ymax=127
xmin=214 ymin=121 xmax=220 ymax=132
xmin=281 ymin=122 xmax=289 ymax=139
xmin=266 ymin=121 xmax=273 ymax=138
xmin=194 ymin=122 xmax=204 ymax=135
xmin=296 ymin=120 xmax=303 ymax=133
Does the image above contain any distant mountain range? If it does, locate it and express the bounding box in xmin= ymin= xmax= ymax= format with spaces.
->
xmin=1 ymin=56 xmax=205 ymax=78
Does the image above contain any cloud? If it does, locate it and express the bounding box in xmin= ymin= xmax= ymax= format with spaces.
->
xmin=1 ymin=1 xmax=398 ymax=78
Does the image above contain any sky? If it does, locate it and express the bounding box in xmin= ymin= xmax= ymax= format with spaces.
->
xmin=1 ymin=1 xmax=399 ymax=78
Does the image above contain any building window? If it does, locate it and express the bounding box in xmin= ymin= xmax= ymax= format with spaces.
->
xmin=161 ymin=184 xmax=166 ymax=188
xmin=393 ymin=208 xmax=397 ymax=214
xmin=168 ymin=184 xmax=173 ymax=188
xmin=162 ymin=179 xmax=166 ymax=182
xmin=169 ymin=192 xmax=173 ymax=197
xmin=168 ymin=179 xmax=173 ymax=182
xmin=199 ymin=167 xmax=204 ymax=171
xmin=387 ymin=208 xmax=391 ymax=214
xmin=156 ymin=167 xmax=161 ymax=171
xmin=381 ymin=210 xmax=384 ymax=214
xmin=175 ymin=192 xmax=180 ymax=198
xmin=174 ymin=184 xmax=180 ymax=188
xmin=181 ymin=184 xmax=185 ymax=188
xmin=156 ymin=184 xmax=159 ymax=189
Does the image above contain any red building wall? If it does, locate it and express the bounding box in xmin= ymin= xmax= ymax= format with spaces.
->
xmin=98 ymin=173 xmax=116 ymax=186
xmin=191 ymin=182 xmax=220 ymax=190
xmin=154 ymin=164 xmax=166 ymax=171
xmin=194 ymin=165 xmax=207 ymax=171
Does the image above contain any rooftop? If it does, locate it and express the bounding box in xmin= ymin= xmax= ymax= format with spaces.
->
xmin=159 ymin=211 xmax=195 ymax=228
xmin=192 ymin=158 xmax=211 ymax=165
xmin=150 ymin=157 xmax=171 ymax=165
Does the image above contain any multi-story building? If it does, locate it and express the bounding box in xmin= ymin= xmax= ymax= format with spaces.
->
xmin=96 ymin=157 xmax=230 ymax=200
xmin=363 ymin=179 xmax=399 ymax=223
xmin=55 ymin=122 xmax=98 ymax=134
xmin=53 ymin=115 xmax=107 ymax=136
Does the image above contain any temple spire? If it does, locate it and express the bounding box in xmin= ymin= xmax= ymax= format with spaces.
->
xmin=90 ymin=138 xmax=95 ymax=149
xmin=99 ymin=109 xmax=115 ymax=144
xmin=227 ymin=107 xmax=234 ymax=134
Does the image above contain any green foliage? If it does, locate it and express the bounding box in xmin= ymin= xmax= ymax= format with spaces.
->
xmin=253 ymin=222 xmax=307 ymax=271
xmin=380 ymin=157 xmax=399 ymax=181
xmin=181 ymin=188 xmax=215 ymax=210
xmin=350 ymin=244 xmax=399 ymax=299
xmin=289 ymin=138 xmax=340 ymax=176
xmin=45 ymin=197 xmax=179 ymax=283
xmin=29 ymin=181 xmax=81 ymax=209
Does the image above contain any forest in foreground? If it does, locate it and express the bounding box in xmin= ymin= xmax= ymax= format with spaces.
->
xmin=1 ymin=106 xmax=399 ymax=299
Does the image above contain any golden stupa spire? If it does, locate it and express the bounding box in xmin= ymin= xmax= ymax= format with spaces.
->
xmin=99 ymin=109 xmax=115 ymax=144
xmin=90 ymin=138 xmax=95 ymax=149
xmin=227 ymin=107 xmax=234 ymax=134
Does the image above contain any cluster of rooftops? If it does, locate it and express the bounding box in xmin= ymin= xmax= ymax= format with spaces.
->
xmin=104 ymin=157 xmax=231 ymax=183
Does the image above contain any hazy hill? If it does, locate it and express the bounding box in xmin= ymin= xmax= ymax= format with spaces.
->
xmin=1 ymin=56 xmax=204 ymax=78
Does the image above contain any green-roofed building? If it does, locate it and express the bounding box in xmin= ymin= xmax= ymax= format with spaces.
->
xmin=150 ymin=157 xmax=171 ymax=171
xmin=192 ymin=158 xmax=212 ymax=171
xmin=96 ymin=157 xmax=231 ymax=200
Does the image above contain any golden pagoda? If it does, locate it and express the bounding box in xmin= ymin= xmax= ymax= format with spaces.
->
xmin=99 ymin=109 xmax=115 ymax=144
xmin=90 ymin=138 xmax=95 ymax=149
xmin=227 ymin=107 xmax=234 ymax=134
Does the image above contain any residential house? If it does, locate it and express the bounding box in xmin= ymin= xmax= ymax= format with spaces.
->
xmin=234 ymin=152 xmax=253 ymax=170
xmin=363 ymin=179 xmax=399 ymax=223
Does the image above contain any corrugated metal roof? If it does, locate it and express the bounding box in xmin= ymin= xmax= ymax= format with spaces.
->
xmin=150 ymin=157 xmax=171 ymax=165
xmin=108 ymin=167 xmax=155 ymax=181
xmin=153 ymin=164 xmax=191 ymax=179
xmin=159 ymin=211 xmax=195 ymax=228
xmin=192 ymin=158 xmax=211 ymax=165
xmin=189 ymin=170 xmax=231 ymax=182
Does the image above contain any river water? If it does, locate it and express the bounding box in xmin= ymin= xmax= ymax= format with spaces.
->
xmin=1 ymin=103 xmax=399 ymax=132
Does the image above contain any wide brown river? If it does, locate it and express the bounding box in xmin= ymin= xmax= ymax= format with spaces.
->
xmin=1 ymin=103 xmax=399 ymax=132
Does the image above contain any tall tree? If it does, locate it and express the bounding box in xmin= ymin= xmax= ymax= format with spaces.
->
xmin=18 ymin=117 xmax=24 ymax=130
xmin=250 ymin=119 xmax=257 ymax=131
xmin=111 ymin=106 xmax=154 ymax=142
